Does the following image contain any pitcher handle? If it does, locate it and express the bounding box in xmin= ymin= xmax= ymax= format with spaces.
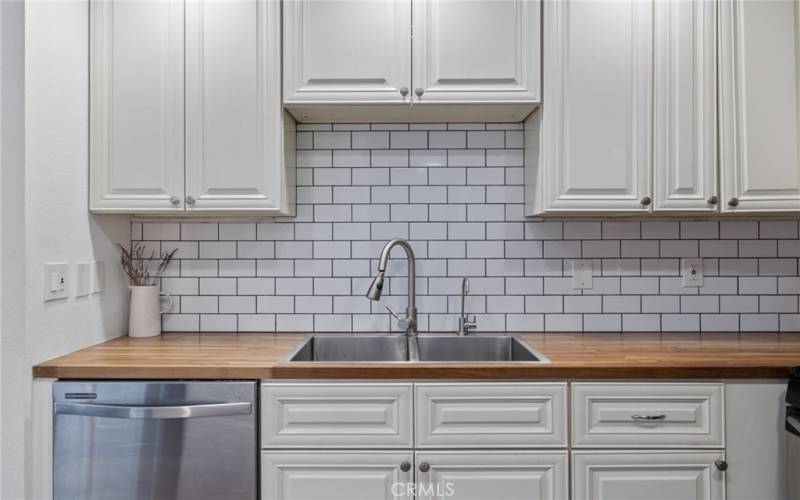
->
xmin=159 ymin=292 xmax=173 ymax=314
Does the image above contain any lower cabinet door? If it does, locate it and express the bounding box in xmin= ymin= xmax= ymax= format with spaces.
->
xmin=261 ymin=451 xmax=414 ymax=500
xmin=572 ymin=451 xmax=725 ymax=500
xmin=414 ymin=451 xmax=568 ymax=500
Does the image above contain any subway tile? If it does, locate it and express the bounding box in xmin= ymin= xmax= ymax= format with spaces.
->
xmin=238 ymin=314 xmax=276 ymax=332
xmin=314 ymin=278 xmax=351 ymax=295
xmin=505 ymin=241 xmax=543 ymax=258
xmin=660 ymin=240 xmax=698 ymax=257
xmin=199 ymin=278 xmax=236 ymax=295
xmin=582 ymin=241 xmax=620 ymax=258
xmin=642 ymin=295 xmax=680 ymax=313
xmin=163 ymin=314 xmax=199 ymax=332
xmin=506 ymin=314 xmax=544 ymax=331
xmin=739 ymin=277 xmax=777 ymax=294
xmin=603 ymin=221 xmax=641 ymax=240
xmin=740 ymin=314 xmax=779 ymax=331
xmin=582 ymin=314 xmax=622 ymax=332
xmin=780 ymin=314 xmax=800 ymax=332
xmin=641 ymin=221 xmax=679 ymax=239
xmin=199 ymin=241 xmax=236 ymax=259
xmin=718 ymin=258 xmax=758 ymax=276
xmin=603 ymin=295 xmax=640 ymax=313
xmin=219 ymin=223 xmax=256 ymax=241
xmin=700 ymin=240 xmax=738 ymax=258
xmin=487 ymin=222 xmax=524 ymax=240
xmin=446 ymin=259 xmax=485 ymax=277
xmin=739 ymin=240 xmax=777 ymax=257
xmin=545 ymin=314 xmax=582 ymax=332
xmin=662 ymin=314 xmax=700 ymax=332
xmin=760 ymin=220 xmax=798 ymax=239
xmin=621 ymin=277 xmax=659 ymax=295
xmin=143 ymin=223 xmax=180 ymax=240
xmin=219 ymin=260 xmax=255 ymax=277
xmin=486 ymin=295 xmax=525 ymax=313
xmin=448 ymin=150 xmax=485 ymax=167
xmin=564 ymin=221 xmax=601 ymax=240
xmin=297 ymin=150 xmax=332 ymax=168
xmin=543 ymin=241 xmax=581 ymax=259
xmin=353 ymin=168 xmax=390 ymax=186
xmin=681 ymin=221 xmax=718 ymax=239
xmin=200 ymin=314 xmax=237 ymax=332
xmin=182 ymin=296 xmax=218 ymax=314
xmin=486 ymin=259 xmax=524 ymax=277
xmin=506 ymin=277 xmax=544 ymax=295
xmin=314 ymin=131 xmax=350 ymax=149
xmin=526 ymin=296 xmax=563 ymax=313
xmin=525 ymin=259 xmax=563 ymax=276
xmin=372 ymin=150 xmax=409 ymax=167
xmin=352 ymin=131 xmax=389 ymax=149
xmin=410 ymin=186 xmax=447 ymax=204
xmin=680 ymin=295 xmax=719 ymax=313
xmin=275 ymin=278 xmax=313 ymax=295
xmin=161 ymin=277 xmax=199 ymax=295
xmin=621 ymin=240 xmax=659 ymax=258
xmin=314 ymin=168 xmax=352 ymax=186
xmin=660 ymin=277 xmax=698 ymax=295
xmin=429 ymin=167 xmax=466 ymax=185
xmin=410 ymin=150 xmax=447 ymax=167
xmin=428 ymin=240 xmax=466 ymax=259
xmin=181 ymin=223 xmax=218 ymax=241
xmin=390 ymin=167 xmax=427 ymax=185
xmin=448 ymin=222 xmax=485 ymax=240
xmin=467 ymin=204 xmax=505 ymax=222
xmin=467 ymin=241 xmax=504 ymax=258
xmin=430 ymin=131 xmax=466 ymax=149
xmin=701 ymin=314 xmax=739 ymax=332
xmin=720 ymin=220 xmax=758 ymax=239
xmin=181 ymin=260 xmax=217 ymax=277
xmin=622 ymin=314 xmax=660 ymax=332
xmin=276 ymin=314 xmax=314 ymax=332
xmin=257 ymin=222 xmax=295 ymax=240
xmin=486 ymin=186 xmax=524 ymax=204
xmin=760 ymin=296 xmax=798 ymax=313
xmin=467 ymin=168 xmax=505 ymax=185
xmin=390 ymin=131 xmax=427 ymax=149
xmin=759 ymin=258 xmax=797 ymax=276
xmin=256 ymin=260 xmax=294 ymax=277
xmin=467 ymin=130 xmax=504 ymax=148
xmin=720 ymin=295 xmax=758 ymax=313
xmin=237 ymin=277 xmax=275 ymax=295
xmin=779 ymin=240 xmax=800 ymax=257
xmin=641 ymin=258 xmax=679 ymax=276
xmin=334 ymin=222 xmax=371 ymax=240
xmin=295 ymin=260 xmax=332 ymax=277
xmin=486 ymin=149 xmax=524 ymax=167
xmin=219 ymin=296 xmax=256 ymax=314
xmin=779 ymin=277 xmax=800 ymax=295
xmin=565 ymin=296 xmax=602 ymax=313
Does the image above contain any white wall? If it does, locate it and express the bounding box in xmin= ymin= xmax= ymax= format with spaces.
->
xmin=1 ymin=1 xmax=131 ymax=498
xmin=1 ymin=1 xmax=26 ymax=499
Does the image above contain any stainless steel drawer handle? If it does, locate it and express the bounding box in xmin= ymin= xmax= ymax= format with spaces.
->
xmin=54 ymin=402 xmax=252 ymax=419
xmin=631 ymin=414 xmax=667 ymax=422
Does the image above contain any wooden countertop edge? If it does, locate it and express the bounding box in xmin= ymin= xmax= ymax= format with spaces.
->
xmin=33 ymin=363 xmax=792 ymax=380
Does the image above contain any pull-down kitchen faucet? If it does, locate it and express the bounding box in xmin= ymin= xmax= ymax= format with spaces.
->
xmin=457 ymin=277 xmax=478 ymax=335
xmin=366 ymin=239 xmax=417 ymax=336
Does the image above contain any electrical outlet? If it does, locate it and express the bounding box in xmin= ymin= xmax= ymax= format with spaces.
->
xmin=43 ymin=262 xmax=69 ymax=301
xmin=682 ymin=258 xmax=704 ymax=287
xmin=572 ymin=260 xmax=593 ymax=289
xmin=91 ymin=261 xmax=105 ymax=294
xmin=75 ymin=262 xmax=91 ymax=297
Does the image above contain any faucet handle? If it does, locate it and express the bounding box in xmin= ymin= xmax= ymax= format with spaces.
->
xmin=385 ymin=305 xmax=401 ymax=320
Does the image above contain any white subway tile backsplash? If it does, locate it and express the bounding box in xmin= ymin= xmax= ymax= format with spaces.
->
xmin=139 ymin=123 xmax=799 ymax=333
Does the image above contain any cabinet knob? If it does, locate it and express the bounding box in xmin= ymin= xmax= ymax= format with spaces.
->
xmin=707 ymin=195 xmax=718 ymax=205
xmin=640 ymin=196 xmax=652 ymax=206
xmin=728 ymin=197 xmax=739 ymax=207
xmin=414 ymin=88 xmax=424 ymax=97
xmin=715 ymin=459 xmax=728 ymax=472
xmin=399 ymin=87 xmax=409 ymax=97
xmin=186 ymin=195 xmax=196 ymax=206
xmin=418 ymin=462 xmax=430 ymax=473
xmin=400 ymin=461 xmax=411 ymax=472
xmin=169 ymin=195 xmax=180 ymax=206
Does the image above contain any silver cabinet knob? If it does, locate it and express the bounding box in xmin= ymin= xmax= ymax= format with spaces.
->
xmin=399 ymin=87 xmax=409 ymax=97
xmin=418 ymin=462 xmax=430 ymax=473
xmin=728 ymin=197 xmax=739 ymax=207
xmin=640 ymin=196 xmax=652 ymax=206
xmin=186 ymin=195 xmax=196 ymax=206
xmin=715 ymin=459 xmax=728 ymax=472
xmin=400 ymin=461 xmax=411 ymax=472
xmin=707 ymin=195 xmax=718 ymax=205
xmin=414 ymin=88 xmax=424 ymax=97
xmin=169 ymin=195 xmax=180 ymax=206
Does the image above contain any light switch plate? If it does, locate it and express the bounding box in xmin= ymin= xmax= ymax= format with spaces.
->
xmin=43 ymin=262 xmax=69 ymax=301
xmin=572 ymin=260 xmax=593 ymax=289
xmin=682 ymin=258 xmax=704 ymax=287
xmin=91 ymin=261 xmax=105 ymax=294
xmin=75 ymin=262 xmax=91 ymax=297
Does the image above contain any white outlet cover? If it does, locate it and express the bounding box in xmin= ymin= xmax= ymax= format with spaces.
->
xmin=572 ymin=260 xmax=593 ymax=289
xmin=682 ymin=258 xmax=704 ymax=287
xmin=43 ymin=262 xmax=69 ymax=301
xmin=75 ymin=262 xmax=91 ymax=297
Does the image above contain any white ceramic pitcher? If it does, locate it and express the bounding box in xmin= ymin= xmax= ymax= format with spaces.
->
xmin=128 ymin=285 xmax=172 ymax=338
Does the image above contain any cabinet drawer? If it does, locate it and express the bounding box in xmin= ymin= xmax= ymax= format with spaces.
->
xmin=261 ymin=383 xmax=413 ymax=448
xmin=571 ymin=383 xmax=724 ymax=448
xmin=415 ymin=383 xmax=567 ymax=448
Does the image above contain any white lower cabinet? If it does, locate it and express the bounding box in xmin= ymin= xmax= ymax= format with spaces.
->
xmin=415 ymin=451 xmax=568 ymax=500
xmin=261 ymin=451 xmax=414 ymax=500
xmin=572 ymin=451 xmax=725 ymax=500
xmin=261 ymin=381 xmax=737 ymax=500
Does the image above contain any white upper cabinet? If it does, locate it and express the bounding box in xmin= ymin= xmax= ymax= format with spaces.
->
xmin=90 ymin=0 xmax=293 ymax=215
xmin=411 ymin=0 xmax=540 ymax=105
xmin=185 ymin=0 xmax=293 ymax=213
xmin=653 ymin=0 xmax=718 ymax=212
xmin=282 ymin=0 xmax=412 ymax=104
xmin=533 ymin=0 xmax=653 ymax=214
xmin=719 ymin=0 xmax=800 ymax=212
xmin=282 ymin=0 xmax=540 ymax=122
xmin=89 ymin=0 xmax=185 ymax=212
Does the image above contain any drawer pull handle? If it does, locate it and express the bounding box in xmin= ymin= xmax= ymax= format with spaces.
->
xmin=400 ymin=461 xmax=411 ymax=472
xmin=418 ymin=462 xmax=431 ymax=473
xmin=631 ymin=414 xmax=667 ymax=422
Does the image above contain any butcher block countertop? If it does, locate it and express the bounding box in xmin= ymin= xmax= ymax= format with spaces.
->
xmin=32 ymin=332 xmax=800 ymax=379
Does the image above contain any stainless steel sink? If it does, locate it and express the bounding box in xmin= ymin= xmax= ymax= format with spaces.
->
xmin=414 ymin=335 xmax=548 ymax=362
xmin=283 ymin=333 xmax=548 ymax=363
xmin=284 ymin=334 xmax=410 ymax=362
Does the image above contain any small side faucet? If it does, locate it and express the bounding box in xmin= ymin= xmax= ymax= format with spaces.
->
xmin=366 ymin=239 xmax=417 ymax=336
xmin=457 ymin=277 xmax=477 ymax=336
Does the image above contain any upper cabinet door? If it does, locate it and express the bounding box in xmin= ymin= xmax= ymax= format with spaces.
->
xmin=720 ymin=0 xmax=800 ymax=212
xmin=89 ymin=0 xmax=185 ymax=212
xmin=411 ymin=0 xmax=540 ymax=105
xmin=538 ymin=0 xmax=653 ymax=214
xmin=185 ymin=0 xmax=293 ymax=214
xmin=283 ymin=0 xmax=411 ymax=104
xmin=653 ymin=0 xmax=718 ymax=212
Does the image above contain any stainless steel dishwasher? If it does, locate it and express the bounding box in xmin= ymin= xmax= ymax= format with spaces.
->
xmin=54 ymin=381 xmax=257 ymax=500
xmin=788 ymin=367 xmax=800 ymax=500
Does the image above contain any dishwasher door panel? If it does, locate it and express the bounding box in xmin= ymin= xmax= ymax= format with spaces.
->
xmin=53 ymin=381 xmax=257 ymax=500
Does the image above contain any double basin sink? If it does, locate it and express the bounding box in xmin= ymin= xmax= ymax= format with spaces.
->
xmin=284 ymin=334 xmax=549 ymax=363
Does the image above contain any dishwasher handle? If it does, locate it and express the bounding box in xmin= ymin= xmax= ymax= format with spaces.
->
xmin=54 ymin=401 xmax=252 ymax=419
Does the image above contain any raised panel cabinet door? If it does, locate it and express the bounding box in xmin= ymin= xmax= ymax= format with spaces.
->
xmin=89 ymin=0 xmax=184 ymax=212
xmin=572 ymin=451 xmax=725 ymax=500
xmin=261 ymin=451 xmax=413 ymax=500
xmin=538 ymin=0 xmax=653 ymax=213
xmin=283 ymin=0 xmax=411 ymax=104
xmin=653 ymin=0 xmax=718 ymax=212
xmin=261 ymin=383 xmax=413 ymax=448
xmin=720 ymin=0 xmax=800 ymax=212
xmin=411 ymin=0 xmax=540 ymax=105
xmin=185 ymin=0 xmax=294 ymax=214
xmin=414 ymin=451 xmax=568 ymax=500
xmin=414 ymin=383 xmax=567 ymax=448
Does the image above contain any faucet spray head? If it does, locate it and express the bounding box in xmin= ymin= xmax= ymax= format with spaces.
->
xmin=366 ymin=271 xmax=385 ymax=301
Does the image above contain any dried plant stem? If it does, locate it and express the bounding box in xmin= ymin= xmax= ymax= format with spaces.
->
xmin=117 ymin=243 xmax=178 ymax=286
